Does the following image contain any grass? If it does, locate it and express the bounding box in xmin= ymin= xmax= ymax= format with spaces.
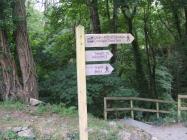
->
xmin=0 ymin=101 xmax=25 ymax=111
xmin=34 ymin=103 xmax=77 ymax=117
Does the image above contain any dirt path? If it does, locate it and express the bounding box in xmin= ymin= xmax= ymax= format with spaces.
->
xmin=123 ymin=119 xmax=187 ymax=140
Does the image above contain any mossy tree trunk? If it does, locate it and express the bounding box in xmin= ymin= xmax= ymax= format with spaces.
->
xmin=12 ymin=0 xmax=38 ymax=99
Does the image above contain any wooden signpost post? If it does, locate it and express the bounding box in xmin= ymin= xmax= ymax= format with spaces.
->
xmin=76 ymin=25 xmax=134 ymax=140
xmin=76 ymin=25 xmax=88 ymax=140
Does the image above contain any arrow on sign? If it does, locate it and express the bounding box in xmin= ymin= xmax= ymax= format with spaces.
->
xmin=86 ymin=50 xmax=113 ymax=62
xmin=86 ymin=64 xmax=114 ymax=76
xmin=85 ymin=33 xmax=134 ymax=47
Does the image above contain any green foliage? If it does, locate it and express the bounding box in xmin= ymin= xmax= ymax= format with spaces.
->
xmin=23 ymin=0 xmax=187 ymax=120
xmin=0 ymin=0 xmax=13 ymax=29
xmin=39 ymin=63 xmax=138 ymax=116
xmin=0 ymin=101 xmax=25 ymax=111
xmin=51 ymin=104 xmax=77 ymax=116
xmin=27 ymin=3 xmax=44 ymax=34
xmin=35 ymin=103 xmax=77 ymax=117
xmin=39 ymin=64 xmax=77 ymax=104
xmin=0 ymin=130 xmax=27 ymax=140
xmin=156 ymin=66 xmax=173 ymax=99
xmin=0 ymin=130 xmax=17 ymax=139
xmin=180 ymin=111 xmax=187 ymax=122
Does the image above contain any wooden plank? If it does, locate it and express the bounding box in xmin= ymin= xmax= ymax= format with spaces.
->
xmin=106 ymin=107 xmax=170 ymax=114
xmin=105 ymin=97 xmax=132 ymax=100
xmin=132 ymin=97 xmax=175 ymax=104
xmin=105 ymin=97 xmax=176 ymax=104
xmin=86 ymin=64 xmax=114 ymax=76
xmin=106 ymin=108 xmax=131 ymax=112
xmin=180 ymin=107 xmax=187 ymax=111
xmin=178 ymin=95 xmax=187 ymax=99
xmin=133 ymin=108 xmax=170 ymax=114
xmin=76 ymin=25 xmax=88 ymax=140
xmin=86 ymin=50 xmax=113 ymax=62
xmin=85 ymin=33 xmax=134 ymax=47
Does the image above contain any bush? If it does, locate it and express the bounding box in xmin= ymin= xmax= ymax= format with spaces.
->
xmin=35 ymin=103 xmax=77 ymax=117
xmin=156 ymin=65 xmax=173 ymax=100
xmin=39 ymin=64 xmax=138 ymax=117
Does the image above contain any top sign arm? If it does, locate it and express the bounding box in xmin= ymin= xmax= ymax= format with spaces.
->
xmin=85 ymin=33 xmax=135 ymax=47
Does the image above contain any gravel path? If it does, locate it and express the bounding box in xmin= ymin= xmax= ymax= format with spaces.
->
xmin=123 ymin=119 xmax=187 ymax=140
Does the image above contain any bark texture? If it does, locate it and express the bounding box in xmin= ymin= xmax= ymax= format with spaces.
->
xmin=0 ymin=30 xmax=21 ymax=100
xmin=13 ymin=0 xmax=38 ymax=99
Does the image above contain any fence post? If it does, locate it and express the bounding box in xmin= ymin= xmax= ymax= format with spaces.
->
xmin=130 ymin=99 xmax=134 ymax=119
xmin=156 ymin=102 xmax=159 ymax=119
xmin=178 ymin=95 xmax=181 ymax=122
xmin=104 ymin=98 xmax=107 ymax=120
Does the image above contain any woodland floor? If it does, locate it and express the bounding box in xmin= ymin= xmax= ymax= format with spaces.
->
xmin=0 ymin=103 xmax=151 ymax=140
xmin=0 ymin=103 xmax=187 ymax=140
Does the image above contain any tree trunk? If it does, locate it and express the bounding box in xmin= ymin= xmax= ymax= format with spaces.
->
xmin=106 ymin=0 xmax=110 ymax=23
xmin=144 ymin=10 xmax=152 ymax=96
xmin=86 ymin=0 xmax=101 ymax=33
xmin=184 ymin=6 xmax=187 ymax=35
xmin=173 ymin=10 xmax=182 ymax=39
xmin=170 ymin=2 xmax=182 ymax=39
xmin=121 ymin=6 xmax=149 ymax=97
xmin=12 ymin=0 xmax=38 ymax=99
xmin=111 ymin=0 xmax=118 ymax=64
xmin=143 ymin=3 xmax=157 ymax=98
xmin=0 ymin=30 xmax=21 ymax=100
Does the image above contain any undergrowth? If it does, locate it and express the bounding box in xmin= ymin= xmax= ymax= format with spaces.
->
xmin=0 ymin=130 xmax=27 ymax=140
xmin=35 ymin=103 xmax=77 ymax=117
xmin=0 ymin=101 xmax=25 ymax=111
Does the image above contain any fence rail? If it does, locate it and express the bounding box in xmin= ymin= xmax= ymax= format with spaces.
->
xmin=104 ymin=96 xmax=177 ymax=120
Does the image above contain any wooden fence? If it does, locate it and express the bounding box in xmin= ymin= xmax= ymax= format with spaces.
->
xmin=104 ymin=96 xmax=177 ymax=120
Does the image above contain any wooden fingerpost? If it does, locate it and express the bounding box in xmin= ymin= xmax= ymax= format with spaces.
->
xmin=76 ymin=25 xmax=88 ymax=140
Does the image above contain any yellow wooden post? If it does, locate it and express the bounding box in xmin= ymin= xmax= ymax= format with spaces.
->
xmin=130 ymin=99 xmax=134 ymax=119
xmin=156 ymin=102 xmax=159 ymax=119
xmin=76 ymin=25 xmax=88 ymax=140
